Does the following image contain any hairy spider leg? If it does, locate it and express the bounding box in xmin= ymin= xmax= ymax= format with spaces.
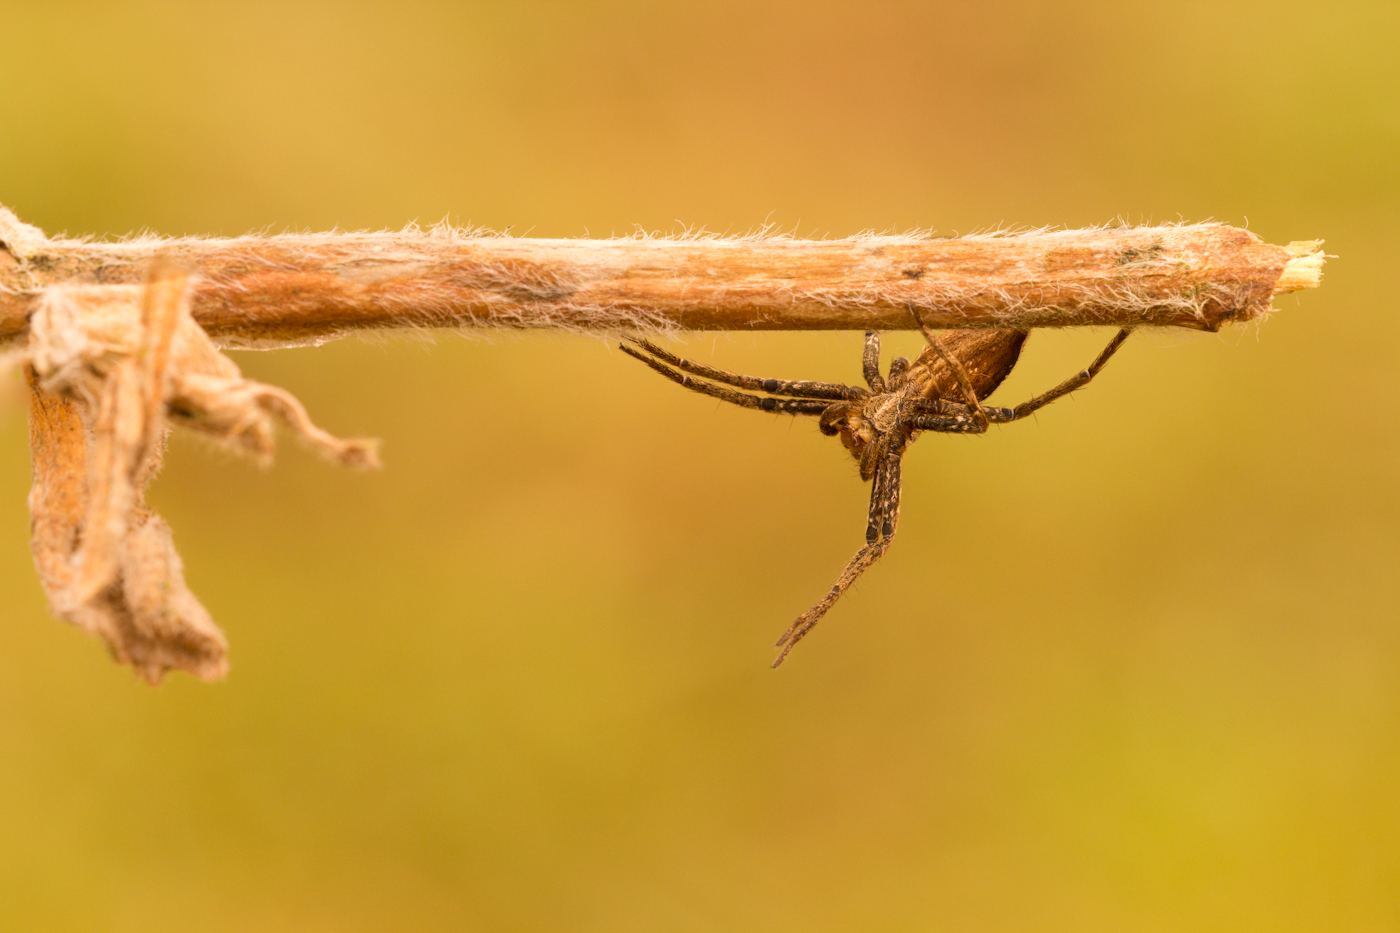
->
xmin=899 ymin=397 xmax=968 ymax=418
xmin=986 ymin=327 xmax=1133 ymax=423
xmin=862 ymin=331 xmax=885 ymax=392
xmin=867 ymin=445 xmax=905 ymax=544
xmin=903 ymin=412 xmax=989 ymax=434
xmin=910 ymin=307 xmax=990 ymax=429
xmin=773 ymin=441 xmax=905 ymax=667
xmin=621 ymin=337 xmax=857 ymax=401
xmin=619 ymin=344 xmax=834 ymax=415
xmin=887 ymin=357 xmax=913 ymax=389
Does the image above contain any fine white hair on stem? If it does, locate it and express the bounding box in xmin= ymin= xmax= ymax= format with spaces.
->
xmin=0 ymin=207 xmax=1325 ymax=352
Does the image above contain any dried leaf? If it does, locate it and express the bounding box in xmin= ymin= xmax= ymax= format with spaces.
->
xmin=24 ymin=268 xmax=378 ymax=682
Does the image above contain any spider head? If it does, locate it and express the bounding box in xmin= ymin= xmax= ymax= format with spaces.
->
xmin=819 ymin=397 xmax=895 ymax=481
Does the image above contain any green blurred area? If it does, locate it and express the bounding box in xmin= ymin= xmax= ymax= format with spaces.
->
xmin=1 ymin=1 xmax=1397 ymax=929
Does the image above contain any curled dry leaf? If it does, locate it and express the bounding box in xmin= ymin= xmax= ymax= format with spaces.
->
xmin=24 ymin=268 xmax=379 ymax=683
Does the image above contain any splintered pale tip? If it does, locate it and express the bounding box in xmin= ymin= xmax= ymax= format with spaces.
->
xmin=1274 ymin=240 xmax=1327 ymax=294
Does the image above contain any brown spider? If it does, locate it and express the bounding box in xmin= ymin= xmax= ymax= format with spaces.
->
xmin=620 ymin=314 xmax=1132 ymax=666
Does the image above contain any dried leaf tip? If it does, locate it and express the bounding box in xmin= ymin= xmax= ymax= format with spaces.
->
xmin=24 ymin=268 xmax=379 ymax=683
xmin=1274 ymin=240 xmax=1326 ymax=294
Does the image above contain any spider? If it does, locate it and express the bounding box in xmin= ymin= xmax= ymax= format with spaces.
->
xmin=620 ymin=313 xmax=1132 ymax=666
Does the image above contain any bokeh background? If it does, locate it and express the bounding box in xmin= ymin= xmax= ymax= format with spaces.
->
xmin=0 ymin=2 xmax=1395 ymax=930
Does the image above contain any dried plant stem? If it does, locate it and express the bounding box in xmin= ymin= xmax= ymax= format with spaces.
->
xmin=0 ymin=203 xmax=1327 ymax=683
xmin=0 ymin=206 xmax=1323 ymax=350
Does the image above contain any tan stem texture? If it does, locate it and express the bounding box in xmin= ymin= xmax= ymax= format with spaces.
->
xmin=0 ymin=205 xmax=1324 ymax=349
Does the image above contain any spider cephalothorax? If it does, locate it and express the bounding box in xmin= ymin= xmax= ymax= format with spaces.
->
xmin=621 ymin=316 xmax=1130 ymax=666
xmin=816 ymin=327 xmax=1029 ymax=480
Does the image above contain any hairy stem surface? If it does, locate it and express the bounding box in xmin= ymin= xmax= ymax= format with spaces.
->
xmin=0 ymin=206 xmax=1323 ymax=350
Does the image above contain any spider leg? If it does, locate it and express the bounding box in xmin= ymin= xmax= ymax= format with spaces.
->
xmin=993 ymin=328 xmax=1132 ymax=422
xmin=620 ymin=344 xmax=833 ymax=415
xmin=862 ymin=331 xmax=885 ymax=392
xmin=887 ymin=356 xmax=911 ymax=388
xmin=903 ymin=412 xmax=987 ymax=434
xmin=773 ymin=444 xmax=904 ymax=666
xmin=621 ymin=337 xmax=858 ymax=400
xmin=913 ymin=398 xmax=1022 ymax=424
xmin=910 ymin=306 xmax=989 ymax=429
xmin=902 ymin=397 xmax=959 ymax=416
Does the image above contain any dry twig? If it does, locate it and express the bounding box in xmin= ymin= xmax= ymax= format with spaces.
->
xmin=0 ymin=204 xmax=1326 ymax=681
xmin=1 ymin=206 xmax=1323 ymax=348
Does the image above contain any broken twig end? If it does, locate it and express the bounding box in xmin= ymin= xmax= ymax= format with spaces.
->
xmin=1274 ymin=240 xmax=1327 ymax=294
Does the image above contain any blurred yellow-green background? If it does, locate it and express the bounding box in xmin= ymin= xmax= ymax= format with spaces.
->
xmin=1 ymin=2 xmax=1396 ymax=930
